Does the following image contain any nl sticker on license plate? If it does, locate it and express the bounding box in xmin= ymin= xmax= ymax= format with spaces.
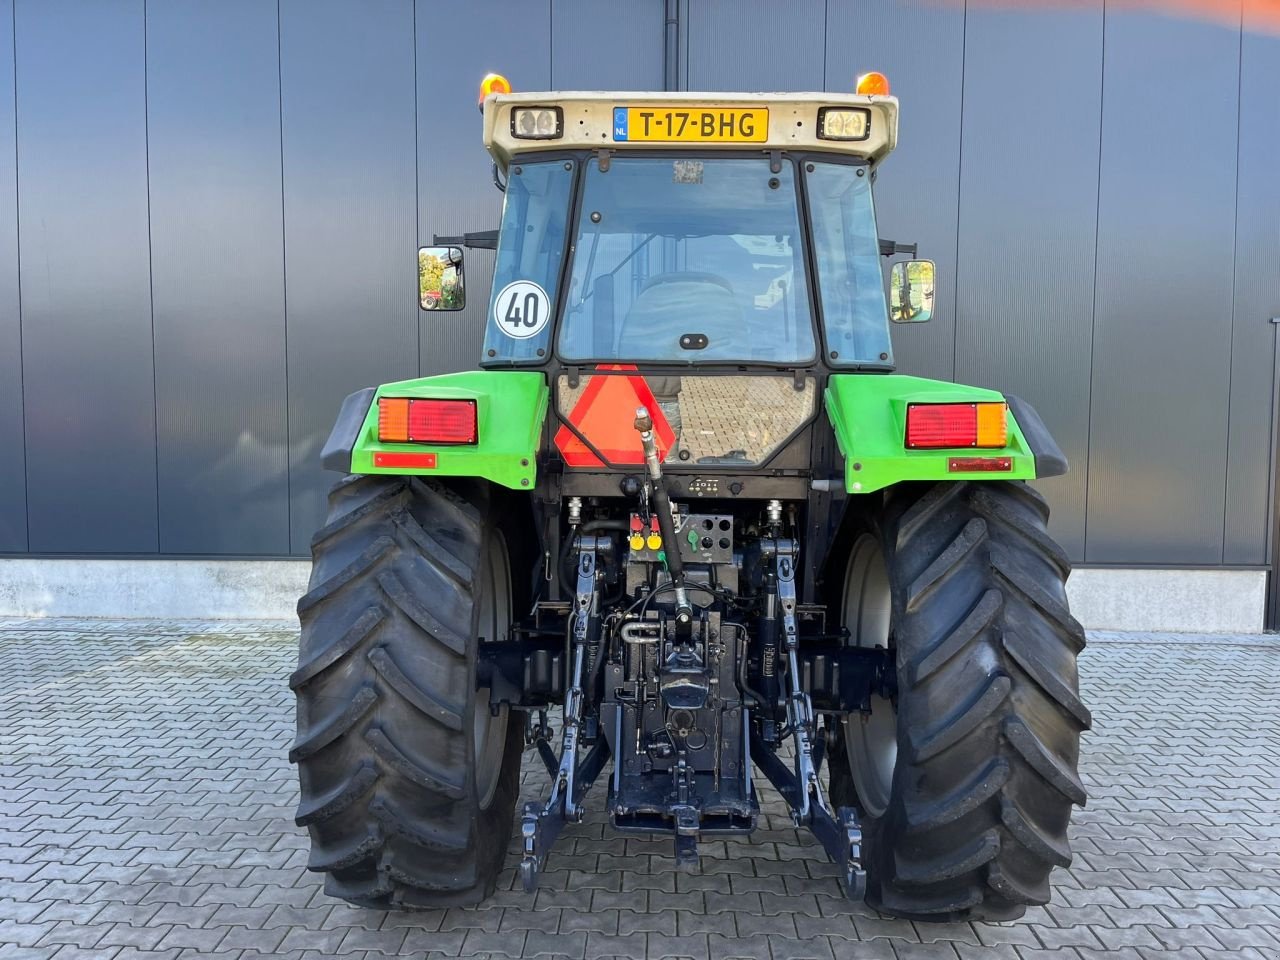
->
xmin=612 ymin=106 xmax=768 ymax=143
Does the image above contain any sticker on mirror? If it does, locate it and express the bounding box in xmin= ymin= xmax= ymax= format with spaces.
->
xmin=494 ymin=280 xmax=551 ymax=339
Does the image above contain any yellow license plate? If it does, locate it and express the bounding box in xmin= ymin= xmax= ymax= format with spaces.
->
xmin=612 ymin=106 xmax=768 ymax=143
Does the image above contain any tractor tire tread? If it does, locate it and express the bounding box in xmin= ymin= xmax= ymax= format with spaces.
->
xmin=290 ymin=607 xmax=386 ymax=690
xmin=392 ymin=506 xmax=474 ymax=586
xmin=853 ymin=480 xmax=1087 ymax=923
xmin=368 ymin=645 xmax=465 ymax=731
xmin=999 ymin=635 xmax=1093 ymax=729
xmin=375 ymin=569 xmax=468 ymax=656
xmin=1004 ymin=717 xmax=1088 ymax=806
xmin=289 ymin=685 xmax=380 ymax=762
xmin=307 ymin=824 xmax=383 ymax=873
xmin=894 ymin=828 xmax=1001 ymax=886
xmin=895 ymin=481 xmax=969 ymax=548
xmin=909 ymin=672 xmax=1010 ymax=763
xmin=365 ymin=726 xmax=467 ymax=799
xmin=296 ymin=536 xmax=395 ymax=614
xmin=909 ymin=589 xmax=1002 ymax=685
xmin=294 ymin=761 xmax=380 ymax=828
xmin=292 ymin=474 xmax=520 ymax=909
xmin=903 ymin=758 xmax=1009 ymax=835
xmin=905 ymin=518 xmax=987 ymax=609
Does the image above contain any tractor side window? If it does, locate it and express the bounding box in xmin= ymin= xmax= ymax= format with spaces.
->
xmin=559 ymin=157 xmax=817 ymax=364
xmin=482 ymin=160 xmax=574 ymax=363
xmin=806 ymin=161 xmax=893 ymax=366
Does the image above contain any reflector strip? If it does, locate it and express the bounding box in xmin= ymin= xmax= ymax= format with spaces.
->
xmin=374 ymin=452 xmax=437 ymax=469
xmin=948 ymin=457 xmax=1012 ymax=472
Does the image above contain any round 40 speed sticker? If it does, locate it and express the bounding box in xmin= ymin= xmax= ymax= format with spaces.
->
xmin=494 ymin=280 xmax=551 ymax=339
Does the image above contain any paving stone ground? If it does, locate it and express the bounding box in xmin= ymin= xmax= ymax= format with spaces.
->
xmin=1 ymin=616 xmax=1278 ymax=960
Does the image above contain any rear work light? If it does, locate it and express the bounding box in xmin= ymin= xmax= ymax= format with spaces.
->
xmin=905 ymin=402 xmax=1008 ymax=449
xmin=511 ymin=106 xmax=562 ymax=139
xmin=817 ymin=107 xmax=870 ymax=141
xmin=378 ymin=398 xmax=478 ymax=445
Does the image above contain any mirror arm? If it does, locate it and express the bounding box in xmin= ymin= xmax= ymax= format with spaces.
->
xmin=432 ymin=229 xmax=499 ymax=250
xmin=879 ymin=239 xmax=918 ymax=258
xmin=492 ymin=162 xmax=506 ymax=194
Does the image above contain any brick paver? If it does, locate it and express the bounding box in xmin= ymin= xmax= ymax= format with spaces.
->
xmin=1 ymin=616 xmax=1278 ymax=959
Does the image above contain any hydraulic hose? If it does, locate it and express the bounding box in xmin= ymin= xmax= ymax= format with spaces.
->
xmin=634 ymin=406 xmax=691 ymax=623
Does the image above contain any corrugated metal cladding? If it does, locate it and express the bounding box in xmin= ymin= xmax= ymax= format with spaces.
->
xmin=0 ymin=0 xmax=1275 ymax=567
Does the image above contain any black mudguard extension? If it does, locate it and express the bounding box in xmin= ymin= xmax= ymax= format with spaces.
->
xmin=320 ymin=387 xmax=376 ymax=473
xmin=1005 ymin=394 xmax=1068 ymax=478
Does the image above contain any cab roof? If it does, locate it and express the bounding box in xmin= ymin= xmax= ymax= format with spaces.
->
xmin=482 ymin=91 xmax=898 ymax=171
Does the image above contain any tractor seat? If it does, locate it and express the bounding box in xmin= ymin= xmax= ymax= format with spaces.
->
xmin=616 ymin=272 xmax=743 ymax=359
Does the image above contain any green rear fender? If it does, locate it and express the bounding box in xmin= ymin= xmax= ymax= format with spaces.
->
xmin=824 ymin=374 xmax=1066 ymax=494
xmin=321 ymin=371 xmax=548 ymax=491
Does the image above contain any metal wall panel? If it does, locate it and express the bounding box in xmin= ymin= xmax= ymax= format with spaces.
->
xmin=0 ymin=2 xmax=1272 ymax=571
xmin=148 ymin=0 xmax=288 ymax=555
xmin=282 ymin=0 xmax=419 ymax=552
xmin=824 ymin=0 xmax=965 ymax=383
xmin=1224 ymin=23 xmax=1280 ymax=565
xmin=1086 ymin=12 xmax=1239 ymax=563
xmin=0 ymin=0 xmax=23 ymax=553
xmin=551 ymin=0 xmax=664 ymax=91
xmin=686 ymin=0 xmax=824 ymax=91
xmin=15 ymin=0 xmax=157 ymax=553
xmin=953 ymin=6 xmax=1103 ymax=561
xmin=415 ymin=0 xmax=551 ymax=377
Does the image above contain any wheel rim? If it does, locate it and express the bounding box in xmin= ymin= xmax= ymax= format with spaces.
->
xmin=841 ymin=533 xmax=897 ymax=819
xmin=474 ymin=530 xmax=511 ymax=810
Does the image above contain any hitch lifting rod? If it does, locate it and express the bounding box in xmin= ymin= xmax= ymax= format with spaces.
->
xmin=634 ymin=406 xmax=691 ymax=623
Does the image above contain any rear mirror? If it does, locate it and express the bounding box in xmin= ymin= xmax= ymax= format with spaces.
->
xmin=418 ymin=246 xmax=465 ymax=311
xmin=890 ymin=259 xmax=935 ymax=324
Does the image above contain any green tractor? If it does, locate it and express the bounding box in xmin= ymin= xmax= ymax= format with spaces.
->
xmin=289 ymin=72 xmax=1089 ymax=921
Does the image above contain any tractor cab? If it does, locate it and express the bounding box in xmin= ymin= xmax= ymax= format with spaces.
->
xmin=455 ymin=78 xmax=939 ymax=487
xmin=478 ymin=81 xmax=910 ymax=371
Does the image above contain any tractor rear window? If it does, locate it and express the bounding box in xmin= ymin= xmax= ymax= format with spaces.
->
xmin=558 ymin=158 xmax=817 ymax=364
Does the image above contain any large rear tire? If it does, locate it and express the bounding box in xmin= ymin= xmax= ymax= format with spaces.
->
xmin=290 ymin=475 xmax=523 ymax=908
xmin=829 ymin=480 xmax=1090 ymax=921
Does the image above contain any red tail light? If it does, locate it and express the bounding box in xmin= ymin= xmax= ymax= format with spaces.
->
xmin=906 ymin=402 xmax=1007 ymax=449
xmin=378 ymin=398 xmax=477 ymax=444
xmin=906 ymin=404 xmax=975 ymax=448
xmin=409 ymin=399 xmax=477 ymax=444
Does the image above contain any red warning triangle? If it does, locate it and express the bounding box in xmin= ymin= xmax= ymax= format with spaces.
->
xmin=555 ymin=365 xmax=676 ymax=467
